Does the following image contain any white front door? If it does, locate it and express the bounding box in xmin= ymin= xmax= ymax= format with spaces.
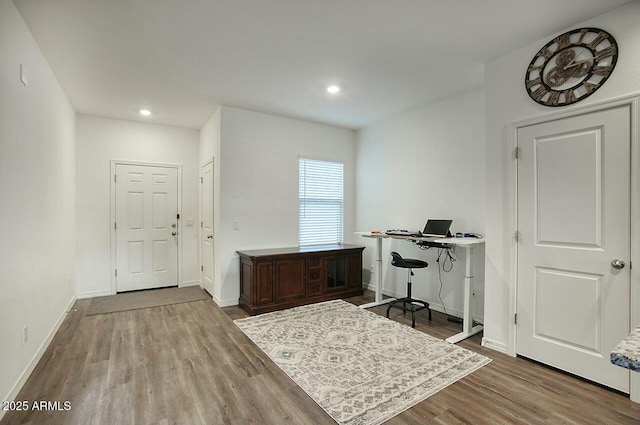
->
xmin=115 ymin=164 xmax=179 ymax=292
xmin=201 ymin=161 xmax=214 ymax=295
xmin=516 ymin=105 xmax=631 ymax=392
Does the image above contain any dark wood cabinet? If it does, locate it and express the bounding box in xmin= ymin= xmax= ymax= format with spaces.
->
xmin=254 ymin=261 xmax=273 ymax=304
xmin=325 ymin=256 xmax=346 ymax=291
xmin=274 ymin=258 xmax=305 ymax=302
xmin=237 ymin=244 xmax=365 ymax=315
xmin=347 ymin=253 xmax=363 ymax=289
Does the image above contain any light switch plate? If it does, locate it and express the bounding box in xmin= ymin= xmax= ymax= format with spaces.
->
xmin=20 ymin=64 xmax=28 ymax=86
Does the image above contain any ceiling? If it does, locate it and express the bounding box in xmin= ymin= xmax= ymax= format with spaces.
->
xmin=13 ymin=0 xmax=631 ymax=129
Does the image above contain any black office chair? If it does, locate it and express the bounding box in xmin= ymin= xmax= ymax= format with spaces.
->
xmin=386 ymin=251 xmax=432 ymax=328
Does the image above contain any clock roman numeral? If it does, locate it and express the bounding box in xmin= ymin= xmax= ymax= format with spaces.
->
xmin=554 ymin=33 xmax=571 ymax=49
xmin=583 ymin=81 xmax=599 ymax=95
xmin=546 ymin=91 xmax=561 ymax=106
xmin=576 ymin=28 xmax=589 ymax=45
xmin=527 ymin=63 xmax=543 ymax=73
xmin=594 ymin=45 xmax=617 ymax=62
xmin=565 ymin=89 xmax=577 ymax=104
xmin=592 ymin=65 xmax=613 ymax=76
xmin=539 ymin=47 xmax=553 ymax=60
xmin=531 ymin=86 xmax=547 ymax=102
xmin=588 ymin=32 xmax=607 ymax=49
xmin=526 ymin=78 xmax=543 ymax=89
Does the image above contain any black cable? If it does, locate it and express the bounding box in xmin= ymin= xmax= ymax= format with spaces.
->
xmin=442 ymin=248 xmax=455 ymax=272
xmin=436 ymin=248 xmax=448 ymax=316
xmin=415 ymin=243 xmax=458 ymax=318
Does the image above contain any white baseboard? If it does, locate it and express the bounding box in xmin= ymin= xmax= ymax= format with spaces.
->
xmin=78 ymin=282 xmax=201 ymax=299
xmin=76 ymin=289 xmax=113 ymax=299
xmin=481 ymin=337 xmax=510 ymax=355
xmin=212 ymin=295 xmax=238 ymax=307
xmin=0 ymin=294 xmax=77 ymax=421
xmin=631 ymin=374 xmax=640 ymax=403
xmin=364 ymin=282 xmax=376 ymax=292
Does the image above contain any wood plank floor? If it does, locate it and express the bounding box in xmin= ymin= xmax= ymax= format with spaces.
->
xmin=2 ymin=291 xmax=639 ymax=425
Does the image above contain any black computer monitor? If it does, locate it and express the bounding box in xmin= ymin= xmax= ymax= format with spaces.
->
xmin=422 ymin=219 xmax=453 ymax=237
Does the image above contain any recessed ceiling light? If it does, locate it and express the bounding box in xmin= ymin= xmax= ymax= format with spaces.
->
xmin=139 ymin=109 xmax=152 ymax=116
xmin=327 ymin=85 xmax=341 ymax=94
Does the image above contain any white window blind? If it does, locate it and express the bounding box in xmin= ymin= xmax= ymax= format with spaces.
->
xmin=299 ymin=157 xmax=344 ymax=246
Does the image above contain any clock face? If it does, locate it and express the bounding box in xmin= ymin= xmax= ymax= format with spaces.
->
xmin=525 ymin=28 xmax=618 ymax=107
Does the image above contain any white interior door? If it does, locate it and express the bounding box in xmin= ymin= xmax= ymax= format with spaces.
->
xmin=201 ymin=161 xmax=214 ymax=295
xmin=517 ymin=106 xmax=631 ymax=392
xmin=116 ymin=164 xmax=179 ymax=292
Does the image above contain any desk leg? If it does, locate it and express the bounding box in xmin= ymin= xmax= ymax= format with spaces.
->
xmin=360 ymin=237 xmax=396 ymax=309
xmin=446 ymin=245 xmax=484 ymax=343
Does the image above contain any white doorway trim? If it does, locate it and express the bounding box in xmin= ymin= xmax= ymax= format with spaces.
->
xmin=110 ymin=159 xmax=184 ymax=295
xmin=200 ymin=156 xmax=215 ymax=297
xmin=507 ymin=94 xmax=640 ymax=401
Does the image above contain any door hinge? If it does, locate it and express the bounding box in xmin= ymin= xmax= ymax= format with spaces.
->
xmin=114 ymin=222 xmax=117 ymax=230
xmin=200 ymin=177 xmax=203 ymax=183
xmin=201 ymin=265 xmax=204 ymax=272
xmin=514 ymin=313 xmax=517 ymax=324
xmin=114 ymin=174 xmax=117 ymax=183
xmin=177 ymin=213 xmax=180 ymax=219
xmin=514 ymin=147 xmax=520 ymax=159
xmin=630 ymin=261 xmax=633 ymax=270
xmin=201 ymin=221 xmax=203 ymax=228
xmin=115 ymin=269 xmax=118 ymax=277
xmin=514 ymin=231 xmax=520 ymax=242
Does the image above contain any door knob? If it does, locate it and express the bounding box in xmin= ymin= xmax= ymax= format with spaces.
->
xmin=611 ymin=259 xmax=625 ymax=269
xmin=171 ymin=231 xmax=177 ymax=236
xmin=171 ymin=223 xmax=177 ymax=228
xmin=207 ymin=235 xmax=213 ymax=239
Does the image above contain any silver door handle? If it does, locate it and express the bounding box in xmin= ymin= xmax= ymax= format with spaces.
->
xmin=611 ymin=259 xmax=625 ymax=269
xmin=171 ymin=231 xmax=177 ymax=236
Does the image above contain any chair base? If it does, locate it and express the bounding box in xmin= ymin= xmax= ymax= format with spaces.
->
xmin=386 ymin=297 xmax=432 ymax=328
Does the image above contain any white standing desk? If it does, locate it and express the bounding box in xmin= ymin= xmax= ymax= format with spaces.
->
xmin=356 ymin=232 xmax=485 ymax=344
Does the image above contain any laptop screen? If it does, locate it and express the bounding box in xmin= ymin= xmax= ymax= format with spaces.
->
xmin=422 ymin=219 xmax=452 ymax=236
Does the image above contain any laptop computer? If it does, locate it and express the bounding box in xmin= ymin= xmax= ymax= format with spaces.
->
xmin=421 ymin=219 xmax=453 ymax=237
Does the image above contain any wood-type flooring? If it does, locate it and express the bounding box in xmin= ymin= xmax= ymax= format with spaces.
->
xmin=2 ymin=291 xmax=639 ymax=425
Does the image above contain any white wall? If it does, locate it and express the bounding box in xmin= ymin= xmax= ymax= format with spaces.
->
xmin=216 ymin=106 xmax=356 ymax=305
xmin=198 ymin=107 xmax=221 ymax=296
xmin=355 ymin=88 xmax=486 ymax=320
xmin=199 ymin=107 xmax=221 ymax=163
xmin=484 ymin=1 xmax=640 ymax=354
xmin=0 ymin=0 xmax=76 ymax=408
xmin=75 ymin=115 xmax=199 ymax=297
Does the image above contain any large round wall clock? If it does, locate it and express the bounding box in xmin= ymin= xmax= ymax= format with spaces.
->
xmin=525 ymin=27 xmax=618 ymax=107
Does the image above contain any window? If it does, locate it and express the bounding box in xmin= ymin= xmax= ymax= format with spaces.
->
xmin=298 ymin=157 xmax=344 ymax=246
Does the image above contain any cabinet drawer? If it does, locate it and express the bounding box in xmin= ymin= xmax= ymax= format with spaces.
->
xmin=307 ymin=266 xmax=322 ymax=296
xmin=308 ymin=256 xmax=322 ymax=270
xmin=307 ymin=282 xmax=322 ymax=296
xmin=308 ymin=270 xmax=321 ymax=281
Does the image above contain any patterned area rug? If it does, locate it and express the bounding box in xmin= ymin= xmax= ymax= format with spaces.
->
xmin=85 ymin=286 xmax=208 ymax=316
xmin=235 ymin=300 xmax=491 ymax=425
